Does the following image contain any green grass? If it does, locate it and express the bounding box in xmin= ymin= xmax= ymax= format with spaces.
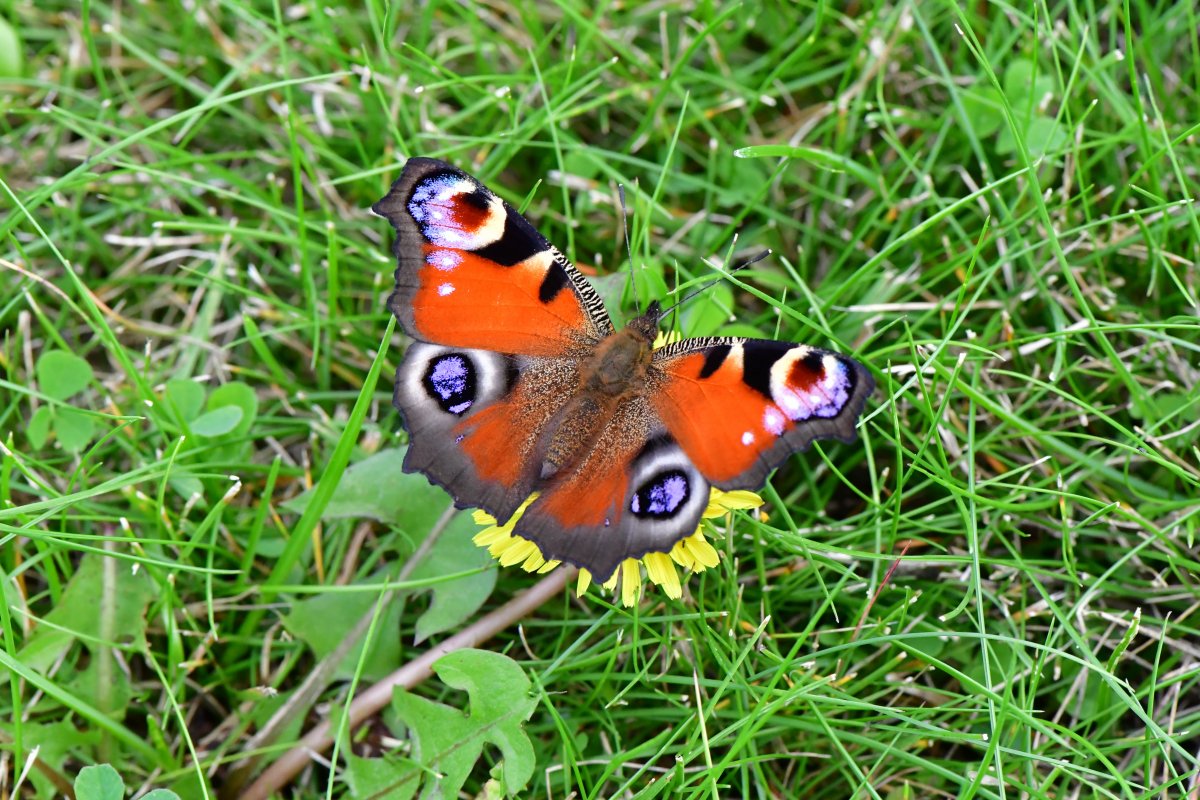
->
xmin=3 ymin=1 xmax=1199 ymax=798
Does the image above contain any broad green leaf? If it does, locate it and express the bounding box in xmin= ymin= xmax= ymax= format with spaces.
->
xmin=389 ymin=650 xmax=537 ymax=798
xmin=960 ymin=85 xmax=1005 ymax=138
xmin=169 ymin=474 xmax=206 ymax=505
xmin=207 ymin=381 xmax=258 ymax=438
xmin=140 ymin=790 xmax=184 ymax=799
xmin=286 ymin=448 xmax=495 ymax=647
xmin=0 ymin=720 xmax=100 ymax=798
xmin=75 ymin=764 xmax=124 ymax=800
xmin=12 ymin=555 xmax=157 ymax=677
xmin=345 ymin=751 xmax=418 ymax=800
xmin=998 ymin=115 xmax=1067 ymax=158
xmin=961 ymin=640 xmax=1020 ymax=687
xmin=996 ymin=124 xmax=1017 ymax=156
xmin=70 ymin=654 xmax=133 ymax=721
xmin=0 ymin=16 xmax=21 ymax=78
xmin=1135 ymin=392 xmax=1200 ymax=446
xmin=631 ymin=261 xmax=670 ymax=306
xmin=561 ymin=148 xmax=601 ymax=182
xmin=892 ymin=633 xmax=946 ymax=662
xmin=27 ymin=405 xmax=53 ymax=449
xmin=164 ymin=378 xmax=206 ymax=422
xmin=190 ymin=405 xmax=244 ymax=437
xmin=409 ymin=513 xmax=496 ymax=644
xmin=283 ymin=448 xmax=454 ymax=532
xmin=715 ymin=322 xmax=768 ymax=340
xmin=1003 ymin=58 xmax=1055 ymax=108
xmin=1023 ymin=116 xmax=1067 ymax=158
xmin=54 ymin=407 xmax=96 ymax=452
xmin=282 ymin=578 xmax=403 ymax=682
xmin=36 ymin=350 xmax=93 ymax=400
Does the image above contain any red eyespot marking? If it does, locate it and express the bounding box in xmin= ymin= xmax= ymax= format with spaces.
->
xmin=787 ymin=353 xmax=823 ymax=392
xmin=446 ymin=192 xmax=491 ymax=233
xmin=653 ymin=341 xmax=869 ymax=490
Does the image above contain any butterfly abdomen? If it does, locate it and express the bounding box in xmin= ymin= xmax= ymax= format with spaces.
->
xmin=540 ymin=394 xmax=609 ymax=480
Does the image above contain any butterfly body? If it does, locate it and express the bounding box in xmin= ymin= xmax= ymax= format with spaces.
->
xmin=375 ymin=158 xmax=873 ymax=582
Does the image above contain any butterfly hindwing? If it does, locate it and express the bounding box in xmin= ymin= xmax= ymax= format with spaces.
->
xmin=372 ymin=157 xmax=613 ymax=356
xmin=511 ymin=403 xmax=711 ymax=581
xmin=395 ymin=343 xmax=582 ymax=523
xmin=650 ymin=338 xmax=874 ymax=489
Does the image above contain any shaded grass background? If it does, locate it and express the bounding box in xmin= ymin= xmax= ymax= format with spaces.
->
xmin=2 ymin=1 xmax=1199 ymax=798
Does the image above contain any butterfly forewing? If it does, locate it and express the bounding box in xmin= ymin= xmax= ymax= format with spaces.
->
xmin=373 ymin=157 xmax=613 ymax=355
xmin=650 ymin=338 xmax=874 ymax=489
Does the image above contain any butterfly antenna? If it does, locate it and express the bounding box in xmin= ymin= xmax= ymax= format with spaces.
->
xmin=659 ymin=247 xmax=772 ymax=323
xmin=665 ymin=233 xmax=739 ymax=333
xmin=618 ymin=183 xmax=642 ymax=313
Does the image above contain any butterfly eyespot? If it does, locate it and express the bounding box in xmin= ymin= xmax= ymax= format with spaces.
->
xmin=788 ymin=351 xmax=826 ymax=391
xmin=768 ymin=350 xmax=853 ymax=421
xmin=423 ymin=353 xmax=476 ymax=416
xmin=407 ymin=173 xmax=502 ymax=249
xmin=630 ymin=469 xmax=691 ymax=519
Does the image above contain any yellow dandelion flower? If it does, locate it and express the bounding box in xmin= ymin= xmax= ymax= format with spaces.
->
xmin=471 ymin=486 xmax=762 ymax=607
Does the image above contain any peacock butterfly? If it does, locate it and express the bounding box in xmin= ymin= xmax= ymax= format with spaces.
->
xmin=373 ymin=158 xmax=873 ymax=583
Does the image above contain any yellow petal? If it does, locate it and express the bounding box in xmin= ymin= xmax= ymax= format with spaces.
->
xmin=643 ymin=551 xmax=681 ymax=599
xmin=577 ymin=569 xmax=593 ymax=597
xmin=602 ymin=567 xmax=620 ymax=592
xmin=620 ymin=559 xmax=642 ymax=607
xmin=670 ymin=538 xmax=696 ymax=570
xmin=683 ymin=533 xmax=720 ymax=570
xmin=498 ymin=538 xmax=541 ymax=567
xmin=714 ymin=489 xmax=764 ymax=510
xmin=472 ymin=525 xmax=509 ymax=547
xmin=704 ymin=488 xmax=764 ymax=518
xmin=652 ymin=330 xmax=682 ymax=349
xmin=520 ymin=550 xmax=546 ymax=573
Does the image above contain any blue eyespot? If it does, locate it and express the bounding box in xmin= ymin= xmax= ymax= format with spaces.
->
xmin=630 ymin=470 xmax=690 ymax=519
xmin=423 ymin=354 xmax=475 ymax=416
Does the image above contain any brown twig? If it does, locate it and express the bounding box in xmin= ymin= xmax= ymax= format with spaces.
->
xmin=238 ymin=566 xmax=576 ymax=800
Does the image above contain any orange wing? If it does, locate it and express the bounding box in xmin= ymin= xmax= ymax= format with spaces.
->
xmin=650 ymin=338 xmax=873 ymax=489
xmin=373 ymin=158 xmax=612 ymax=356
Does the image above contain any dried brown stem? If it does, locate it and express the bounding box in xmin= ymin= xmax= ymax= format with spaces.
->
xmin=238 ymin=567 xmax=576 ymax=800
